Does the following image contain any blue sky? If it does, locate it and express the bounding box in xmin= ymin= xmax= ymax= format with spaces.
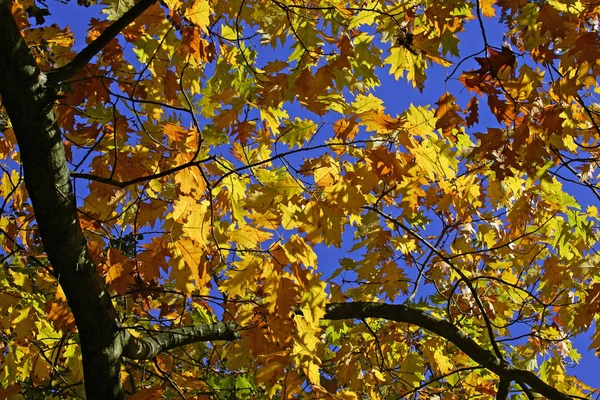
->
xmin=43 ymin=0 xmax=600 ymax=391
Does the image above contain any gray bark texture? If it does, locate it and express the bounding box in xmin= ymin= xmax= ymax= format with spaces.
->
xmin=0 ymin=0 xmax=126 ymax=397
xmin=0 ymin=2 xmax=239 ymax=398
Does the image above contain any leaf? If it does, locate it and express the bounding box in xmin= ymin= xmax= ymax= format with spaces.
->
xmin=163 ymin=123 xmax=187 ymax=142
xmin=385 ymin=46 xmax=427 ymax=90
xmin=105 ymin=248 xmax=135 ymax=295
xmin=174 ymin=237 xmax=210 ymax=289
xmin=228 ymin=224 xmax=273 ymax=248
xmin=128 ymin=387 xmax=164 ymax=400
xmin=422 ymin=338 xmax=453 ymax=375
xmin=184 ymin=0 xmax=211 ymax=32
xmin=464 ymin=96 xmax=479 ymax=127
xmin=101 ymin=0 xmax=133 ymax=21
xmin=284 ymin=235 xmax=318 ymax=269
xmin=300 ymin=275 xmax=327 ymax=322
xmin=322 ymin=181 xmax=366 ymax=213
xmin=480 ymin=0 xmax=496 ymax=17
xmin=221 ymin=254 xmax=259 ymax=298
xmin=181 ymin=200 xmax=210 ymax=244
xmin=279 ymin=118 xmax=318 ymax=148
xmin=435 ymin=93 xmax=464 ymax=139
xmin=365 ymin=146 xmax=405 ymax=180
xmin=47 ymin=301 xmax=76 ymax=332
xmin=181 ymin=27 xmax=215 ymax=64
xmin=352 ymin=93 xmax=384 ymax=115
xmin=292 ymin=315 xmax=321 ymax=385
xmin=333 ymin=116 xmax=359 ymax=142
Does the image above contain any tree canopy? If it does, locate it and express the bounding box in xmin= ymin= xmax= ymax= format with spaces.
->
xmin=1 ymin=0 xmax=600 ymax=398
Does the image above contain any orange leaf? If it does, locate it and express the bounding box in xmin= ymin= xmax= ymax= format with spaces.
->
xmin=435 ymin=93 xmax=464 ymax=139
xmin=163 ymin=123 xmax=187 ymax=142
xmin=128 ymin=387 xmax=164 ymax=400
xmin=47 ymin=302 xmax=76 ymax=332
xmin=464 ymin=96 xmax=479 ymax=127
xmin=105 ymin=248 xmax=135 ymax=295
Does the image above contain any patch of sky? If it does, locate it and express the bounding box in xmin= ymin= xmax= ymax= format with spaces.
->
xmin=37 ymin=0 xmax=600 ymax=386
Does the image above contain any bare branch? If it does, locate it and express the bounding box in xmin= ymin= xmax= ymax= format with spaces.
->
xmin=46 ymin=0 xmax=157 ymax=85
xmin=123 ymin=322 xmax=239 ymax=360
xmin=324 ymin=302 xmax=571 ymax=400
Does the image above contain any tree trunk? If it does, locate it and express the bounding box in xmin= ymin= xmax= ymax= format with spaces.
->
xmin=0 ymin=1 xmax=125 ymax=397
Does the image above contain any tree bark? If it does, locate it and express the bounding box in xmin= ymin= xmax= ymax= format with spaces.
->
xmin=0 ymin=1 xmax=125 ymax=397
xmin=0 ymin=3 xmax=235 ymax=398
xmin=324 ymin=302 xmax=570 ymax=400
xmin=123 ymin=322 xmax=239 ymax=360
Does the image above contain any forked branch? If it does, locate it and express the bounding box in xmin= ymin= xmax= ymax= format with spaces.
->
xmin=46 ymin=0 xmax=157 ymax=85
xmin=143 ymin=302 xmax=571 ymax=399
xmin=324 ymin=302 xmax=571 ymax=400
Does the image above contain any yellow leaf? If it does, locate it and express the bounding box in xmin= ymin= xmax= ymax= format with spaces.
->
xmin=352 ymin=93 xmax=384 ymax=115
xmin=174 ymin=167 xmax=206 ymax=195
xmin=301 ymin=276 xmax=327 ymax=323
xmin=256 ymin=360 xmax=285 ymax=385
xmin=64 ymin=345 xmax=83 ymax=382
xmin=399 ymin=353 xmax=425 ymax=388
xmin=163 ymin=123 xmax=188 ymax=142
xmin=174 ymin=237 xmax=210 ymax=288
xmin=336 ymin=390 xmax=359 ymax=400
xmin=422 ymin=340 xmax=452 ymax=375
xmin=280 ymin=202 xmax=301 ymax=229
xmin=404 ymin=104 xmax=436 ymax=138
xmin=373 ymin=369 xmax=385 ymax=382
xmin=228 ymin=225 xmax=273 ymax=248
xmin=33 ymin=353 xmax=51 ymax=381
xmin=162 ymin=0 xmax=181 ymax=10
xmin=12 ymin=308 xmax=35 ymax=339
xmin=305 ymin=361 xmax=320 ymax=385
xmin=313 ymin=165 xmax=335 ymax=187
xmin=223 ymin=175 xmax=248 ymax=223
xmin=170 ymin=256 xmax=195 ymax=296
xmin=292 ymin=316 xmax=321 ymax=385
xmin=322 ymin=181 xmax=366 ymax=213
xmin=184 ymin=0 xmax=211 ymax=33
xmin=284 ymin=235 xmax=318 ymax=268
xmin=384 ymin=47 xmax=426 ymax=89
xmin=480 ymin=0 xmax=496 ymax=17
xmin=412 ymin=137 xmax=457 ymax=180
xmin=221 ymin=254 xmax=259 ymax=298
xmin=171 ymin=195 xmax=195 ymax=222
xmin=182 ymin=201 xmax=210 ymax=245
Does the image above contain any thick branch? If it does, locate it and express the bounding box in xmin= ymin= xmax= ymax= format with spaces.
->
xmin=123 ymin=322 xmax=239 ymax=360
xmin=0 ymin=3 xmax=125 ymax=399
xmin=46 ymin=0 xmax=157 ymax=85
xmin=365 ymin=205 xmax=503 ymax=359
xmin=324 ymin=302 xmax=570 ymax=400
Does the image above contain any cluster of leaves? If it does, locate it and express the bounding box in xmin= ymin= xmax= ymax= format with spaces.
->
xmin=1 ymin=0 xmax=600 ymax=398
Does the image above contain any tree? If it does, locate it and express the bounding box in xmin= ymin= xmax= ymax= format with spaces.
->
xmin=0 ymin=0 xmax=599 ymax=398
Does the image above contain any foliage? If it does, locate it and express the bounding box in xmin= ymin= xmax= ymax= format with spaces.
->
xmin=1 ymin=0 xmax=600 ymax=398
